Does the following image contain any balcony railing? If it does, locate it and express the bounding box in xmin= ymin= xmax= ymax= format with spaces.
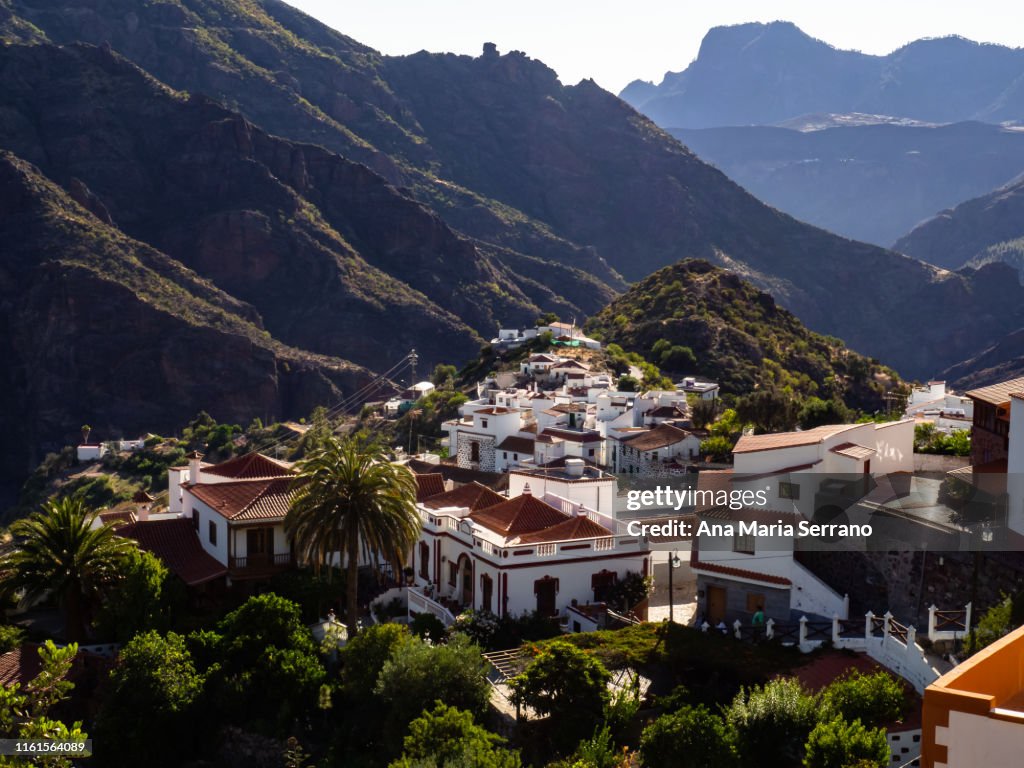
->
xmin=229 ymin=553 xmax=292 ymax=572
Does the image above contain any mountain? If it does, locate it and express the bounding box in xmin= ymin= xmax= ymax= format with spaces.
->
xmin=622 ymin=21 xmax=1024 ymax=129
xmin=671 ymin=121 xmax=1024 ymax=247
xmin=585 ymin=260 xmax=902 ymax=411
xmin=894 ymin=176 xmax=1024 ymax=270
xmin=0 ymin=149 xmax=372 ymax=502
xmin=939 ymin=329 xmax=1024 ymax=389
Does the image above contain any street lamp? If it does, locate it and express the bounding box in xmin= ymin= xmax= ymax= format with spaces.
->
xmin=668 ymin=551 xmax=682 ymax=623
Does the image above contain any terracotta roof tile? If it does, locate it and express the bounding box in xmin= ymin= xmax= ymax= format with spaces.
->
xmin=540 ymin=427 xmax=602 ymax=443
xmin=187 ymin=478 xmax=298 ymax=521
xmin=733 ymin=424 xmax=862 ymax=453
xmin=202 ymin=452 xmax=294 ymax=480
xmin=405 ymin=460 xmax=509 ymax=491
xmin=414 ymin=473 xmax=446 ymax=501
xmin=647 ymin=405 xmax=687 ymax=419
xmin=691 ymin=559 xmax=792 ymax=586
xmin=98 ymin=509 xmax=137 ymax=526
xmin=469 ymin=494 xmax=568 ymax=535
xmin=422 ymin=482 xmax=506 ymax=511
xmin=516 ymin=514 xmax=613 ymax=543
xmin=624 ymin=423 xmax=694 ymax=451
xmin=966 ymin=376 xmax=1024 ymax=406
xmin=118 ymin=518 xmax=227 ymax=586
xmin=0 ymin=645 xmax=43 ymax=687
xmin=830 ymin=442 xmax=875 ymax=460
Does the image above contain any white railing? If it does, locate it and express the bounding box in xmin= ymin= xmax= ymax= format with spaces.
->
xmin=408 ymin=588 xmax=457 ymax=627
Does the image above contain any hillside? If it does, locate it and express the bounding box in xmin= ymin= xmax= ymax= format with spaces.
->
xmin=622 ymin=21 xmax=1024 ymax=128
xmin=894 ymin=176 xmax=1024 ymax=270
xmin=673 ymin=121 xmax=1024 ymax=247
xmin=585 ymin=260 xmax=902 ymax=412
xmin=0 ymin=150 xmax=373 ymax=504
xmin=2 ymin=1 xmax=1022 ymax=381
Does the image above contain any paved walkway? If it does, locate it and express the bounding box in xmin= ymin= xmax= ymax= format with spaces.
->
xmin=646 ymin=551 xmax=698 ymax=625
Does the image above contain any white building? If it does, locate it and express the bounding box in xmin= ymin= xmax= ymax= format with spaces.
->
xmin=678 ymin=377 xmax=720 ymax=400
xmin=611 ymin=423 xmax=702 ymax=475
xmin=411 ymin=480 xmax=649 ymax=619
xmin=905 ymin=380 xmax=972 ymax=434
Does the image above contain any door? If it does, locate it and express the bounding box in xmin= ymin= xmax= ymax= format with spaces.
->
xmin=535 ymin=577 xmax=558 ymax=617
xmin=706 ymin=585 xmax=727 ymax=625
xmin=246 ymin=528 xmax=273 ymax=566
xmin=481 ymin=574 xmax=493 ymax=613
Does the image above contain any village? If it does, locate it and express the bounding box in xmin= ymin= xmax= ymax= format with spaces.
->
xmin=2 ymin=320 xmax=1023 ymax=767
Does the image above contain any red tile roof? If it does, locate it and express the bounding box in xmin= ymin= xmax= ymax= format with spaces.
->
xmin=647 ymin=405 xmax=687 ymax=419
xmin=202 ymin=452 xmax=294 ymax=480
xmin=414 ymin=473 xmax=446 ymax=501
xmin=516 ymin=514 xmax=613 ymax=543
xmin=188 ymin=478 xmax=298 ymax=521
xmin=966 ymin=376 xmax=1024 ymax=405
xmin=733 ymin=424 xmax=862 ymax=453
xmin=118 ymin=519 xmax=227 ymax=586
xmin=540 ymin=427 xmax=602 ymax=443
xmin=469 ymin=494 xmax=568 ymax=535
xmin=830 ymin=442 xmax=875 ymax=460
xmin=0 ymin=644 xmax=44 ymax=687
xmin=691 ymin=558 xmax=792 ymax=586
xmin=98 ymin=509 xmax=137 ymax=526
xmin=624 ymin=423 xmax=694 ymax=451
xmin=422 ymin=482 xmax=506 ymax=511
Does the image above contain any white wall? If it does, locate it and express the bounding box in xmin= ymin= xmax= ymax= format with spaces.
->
xmin=938 ymin=710 xmax=1024 ymax=767
xmin=508 ymin=473 xmax=615 ymax=515
xmin=872 ymin=420 xmax=915 ymax=474
xmin=184 ymin=494 xmax=229 ymax=565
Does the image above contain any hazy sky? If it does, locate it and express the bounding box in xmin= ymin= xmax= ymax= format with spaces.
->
xmin=286 ymin=1 xmax=1024 ymax=94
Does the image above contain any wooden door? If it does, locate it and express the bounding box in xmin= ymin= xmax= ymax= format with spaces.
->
xmin=707 ymin=585 xmax=727 ymax=624
xmin=535 ymin=577 xmax=558 ymax=617
xmin=246 ymin=528 xmax=272 ymax=565
xmin=481 ymin=575 xmax=493 ymax=613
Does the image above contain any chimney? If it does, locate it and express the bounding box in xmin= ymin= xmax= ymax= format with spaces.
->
xmin=565 ymin=458 xmax=585 ymax=477
xmin=522 ymin=483 xmax=532 ymax=496
xmin=187 ymin=450 xmax=204 ymax=485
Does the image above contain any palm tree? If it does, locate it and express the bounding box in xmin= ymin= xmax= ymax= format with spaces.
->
xmin=0 ymin=497 xmax=134 ymax=642
xmin=286 ymin=436 xmax=421 ymax=636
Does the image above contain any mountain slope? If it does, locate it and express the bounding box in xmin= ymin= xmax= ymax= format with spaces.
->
xmin=585 ymin=260 xmax=902 ymax=411
xmin=622 ymin=21 xmax=1024 ymax=128
xmin=0 ymin=150 xmax=372 ymax=501
xmin=672 ymin=121 xmax=1024 ymax=247
xmin=894 ymin=176 xmax=1024 ymax=269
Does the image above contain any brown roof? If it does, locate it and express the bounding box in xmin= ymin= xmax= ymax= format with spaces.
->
xmin=966 ymin=377 xmax=1024 ymax=406
xmin=422 ymin=482 xmax=506 ymax=511
xmin=188 ymin=478 xmax=298 ymax=521
xmin=98 ymin=509 xmax=137 ymax=526
xmin=535 ymin=456 xmax=602 ymax=469
xmin=694 ymin=469 xmax=733 ymax=511
xmin=647 ymin=405 xmax=687 ymax=419
xmin=732 ymin=424 xmax=861 ymax=454
xmin=475 ymin=406 xmax=520 ymax=415
xmin=119 ymin=519 xmax=227 ymax=586
xmin=132 ymin=489 xmax=155 ymax=503
xmin=414 ymin=473 xmax=446 ymax=501
xmin=497 ymin=436 xmax=535 ymax=455
xmin=540 ymin=427 xmax=603 ymax=444
xmin=624 ymin=423 xmax=694 ymax=451
xmin=0 ymin=644 xmax=44 ymax=687
xmin=516 ymin=514 xmax=613 ymax=543
xmin=830 ymin=442 xmax=875 ymax=460
xmin=691 ymin=556 xmax=792 ymax=587
xmin=202 ymin=452 xmax=294 ymax=480
xmin=527 ymin=353 xmax=561 ymax=363
xmin=405 ymin=459 xmax=509 ymax=491
xmin=551 ymin=359 xmax=590 ymax=370
xmin=469 ymin=494 xmax=568 ymax=535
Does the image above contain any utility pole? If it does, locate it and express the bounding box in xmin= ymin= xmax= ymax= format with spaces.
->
xmin=409 ymin=348 xmax=418 ymax=386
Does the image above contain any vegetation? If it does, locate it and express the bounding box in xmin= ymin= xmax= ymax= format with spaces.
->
xmin=639 ymin=704 xmax=739 ymax=767
xmin=287 ymin=436 xmax=421 ymax=635
xmin=965 ymin=593 xmax=1024 ymax=653
xmin=586 ymin=260 xmax=906 ymax=415
xmin=94 ymin=549 xmax=177 ymax=642
xmin=389 ymin=703 xmax=521 ymax=768
xmin=802 ymin=717 xmax=888 ymax=768
xmin=725 ymin=679 xmax=820 ymax=765
xmin=914 ymin=423 xmax=971 ymax=456
xmin=819 ymin=671 xmax=906 ymax=727
xmin=0 ymin=497 xmax=134 ymax=641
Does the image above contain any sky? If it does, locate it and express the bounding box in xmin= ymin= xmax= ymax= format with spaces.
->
xmin=286 ymin=1 xmax=1024 ymax=94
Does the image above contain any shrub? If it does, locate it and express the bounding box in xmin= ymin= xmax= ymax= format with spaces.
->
xmin=802 ymin=717 xmax=888 ymax=768
xmin=639 ymin=705 xmax=739 ymax=768
xmin=725 ymin=679 xmax=818 ymax=766
xmin=820 ymin=671 xmax=905 ymax=727
xmin=389 ymin=703 xmax=520 ymax=768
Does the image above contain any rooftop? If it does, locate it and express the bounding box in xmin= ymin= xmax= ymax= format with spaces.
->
xmin=496 ymin=436 xmax=536 ymax=455
xmin=414 ymin=473 xmax=446 ymax=501
xmin=966 ymin=376 xmax=1024 ymax=406
xmin=118 ymin=518 xmax=227 ymax=586
xmin=469 ymin=493 xmax=568 ymax=536
xmin=188 ymin=477 xmax=298 ymax=521
xmin=422 ymin=482 xmax=506 ymax=512
xmin=624 ymin=423 xmax=694 ymax=451
xmin=733 ymin=423 xmax=863 ymax=454
xmin=202 ymin=452 xmax=294 ymax=480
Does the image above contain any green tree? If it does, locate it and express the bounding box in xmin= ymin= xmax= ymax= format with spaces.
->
xmin=376 ymin=634 xmax=490 ymax=737
xmin=0 ymin=626 xmax=24 ymax=653
xmin=617 ymin=375 xmax=639 ymax=392
xmin=965 ymin=593 xmax=1024 ymax=653
xmin=639 ymin=705 xmax=739 ymax=768
xmin=0 ymin=497 xmax=134 ymax=641
xmin=700 ymin=436 xmax=734 ymax=462
xmin=389 ymin=703 xmax=521 ymax=768
xmin=736 ymin=390 xmax=800 ymax=433
xmin=725 ymin=679 xmax=818 ymax=767
xmin=660 ymin=345 xmax=697 ymax=372
xmin=820 ymin=671 xmax=905 ymax=728
xmin=94 ymin=549 xmax=172 ymax=642
xmin=94 ymin=631 xmax=203 ymax=767
xmin=209 ymin=594 xmax=326 ymax=732
xmin=691 ymin=398 xmax=718 ymax=430
xmin=340 ymin=623 xmax=414 ymax=698
xmin=802 ymin=717 xmax=888 ymax=768
xmin=430 ymin=364 xmax=458 ymax=389
xmin=798 ymin=397 xmax=850 ymax=430
xmin=508 ymin=640 xmax=611 ymax=742
xmin=0 ymin=641 xmax=87 ymax=768
xmin=287 ymin=436 xmax=421 ymax=635
xmin=559 ymin=725 xmax=623 ymax=768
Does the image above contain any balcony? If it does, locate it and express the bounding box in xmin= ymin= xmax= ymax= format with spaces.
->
xmin=228 ymin=552 xmax=293 ymax=578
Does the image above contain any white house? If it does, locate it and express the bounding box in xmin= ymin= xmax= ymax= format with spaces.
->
xmin=678 ymin=377 xmax=720 ymax=400
xmin=613 ymin=423 xmax=702 ymax=475
xmin=411 ymin=480 xmax=649 ymax=619
xmin=905 ymin=380 xmax=972 ymax=433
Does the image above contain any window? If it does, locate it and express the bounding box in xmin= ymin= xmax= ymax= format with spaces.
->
xmin=779 ymin=481 xmax=800 ymax=500
xmin=449 ymin=561 xmax=458 ymax=586
xmin=733 ymin=533 xmax=754 ymax=554
xmin=192 ymin=510 xmax=199 ymax=530
xmin=481 ymin=418 xmax=489 ymax=429
xmin=503 ymin=452 xmax=508 ymax=459
xmin=419 ymin=542 xmax=429 ymax=579
xmin=745 ymin=593 xmax=765 ymax=613
xmin=470 ymin=441 xmax=480 ymax=463
xmin=588 ymin=448 xmax=595 ymax=457
xmin=208 ymin=520 xmax=217 ymax=546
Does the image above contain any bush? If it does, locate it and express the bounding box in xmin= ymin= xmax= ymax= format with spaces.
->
xmin=95 ymin=549 xmax=172 ymax=642
xmin=410 ymin=612 xmax=447 ymax=643
xmin=820 ymin=671 xmax=905 ymax=727
xmin=509 ymin=640 xmax=611 ymax=743
xmin=389 ymin=703 xmax=521 ymax=768
xmin=802 ymin=717 xmax=888 ymax=768
xmin=340 ymin=623 xmax=414 ymax=699
xmin=725 ymin=679 xmax=818 ymax=766
xmin=640 ymin=705 xmax=739 ymax=768
xmin=701 ymin=435 xmax=735 ymax=462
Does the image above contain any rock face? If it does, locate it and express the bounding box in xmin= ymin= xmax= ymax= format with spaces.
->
xmin=621 ymin=21 xmax=1024 ymax=128
xmin=0 ymin=151 xmax=373 ymax=500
